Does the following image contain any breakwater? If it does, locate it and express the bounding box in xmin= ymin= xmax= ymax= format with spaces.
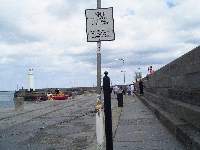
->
xmin=14 ymin=87 xmax=96 ymax=101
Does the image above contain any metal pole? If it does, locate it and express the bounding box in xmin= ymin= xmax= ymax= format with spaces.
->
xmin=97 ymin=1 xmax=113 ymax=150
xmin=97 ymin=42 xmax=101 ymax=95
xmin=123 ymin=60 xmax=125 ymax=84
xmin=97 ymin=0 xmax=101 ymax=96
xmin=96 ymin=1 xmax=103 ymax=150
xmin=124 ymin=71 xmax=125 ymax=84
xmin=97 ymin=0 xmax=101 ymax=8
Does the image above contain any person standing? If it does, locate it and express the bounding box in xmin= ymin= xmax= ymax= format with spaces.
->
xmin=117 ymin=86 xmax=124 ymax=107
xmin=131 ymin=84 xmax=134 ymax=95
xmin=139 ymin=79 xmax=144 ymax=95
xmin=113 ymin=85 xmax=118 ymax=95
xmin=127 ymin=85 xmax=131 ymax=95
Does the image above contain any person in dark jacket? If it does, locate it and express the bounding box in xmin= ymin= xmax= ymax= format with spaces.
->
xmin=139 ymin=79 xmax=144 ymax=95
xmin=117 ymin=86 xmax=124 ymax=107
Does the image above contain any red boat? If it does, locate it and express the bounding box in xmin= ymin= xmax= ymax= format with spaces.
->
xmin=47 ymin=89 xmax=69 ymax=100
xmin=51 ymin=95 xmax=69 ymax=100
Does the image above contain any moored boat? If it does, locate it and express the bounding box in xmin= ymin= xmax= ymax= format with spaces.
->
xmin=51 ymin=95 xmax=69 ymax=100
xmin=47 ymin=89 xmax=69 ymax=100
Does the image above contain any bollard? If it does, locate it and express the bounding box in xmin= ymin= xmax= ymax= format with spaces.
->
xmin=14 ymin=96 xmax=24 ymax=111
xmin=71 ymin=92 xmax=76 ymax=99
xmin=96 ymin=95 xmax=104 ymax=150
xmin=103 ymin=71 xmax=113 ymax=150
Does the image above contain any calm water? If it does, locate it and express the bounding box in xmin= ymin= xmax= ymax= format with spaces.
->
xmin=0 ymin=91 xmax=15 ymax=108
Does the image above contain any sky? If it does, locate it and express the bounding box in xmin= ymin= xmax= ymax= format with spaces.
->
xmin=0 ymin=0 xmax=199 ymax=90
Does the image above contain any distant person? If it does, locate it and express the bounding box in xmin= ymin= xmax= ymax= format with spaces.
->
xmin=123 ymin=86 xmax=127 ymax=95
xmin=139 ymin=79 xmax=144 ymax=95
xmin=127 ymin=85 xmax=131 ymax=95
xmin=131 ymin=84 xmax=134 ymax=95
xmin=148 ymin=66 xmax=155 ymax=75
xmin=117 ymin=86 xmax=123 ymax=107
xmin=113 ymin=85 xmax=119 ymax=99
xmin=55 ymin=89 xmax=59 ymax=94
xmin=113 ymin=85 xmax=118 ymax=95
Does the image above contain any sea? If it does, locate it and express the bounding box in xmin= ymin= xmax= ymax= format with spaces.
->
xmin=0 ymin=91 xmax=15 ymax=108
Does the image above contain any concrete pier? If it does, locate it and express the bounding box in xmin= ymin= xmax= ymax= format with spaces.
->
xmin=0 ymin=92 xmax=186 ymax=149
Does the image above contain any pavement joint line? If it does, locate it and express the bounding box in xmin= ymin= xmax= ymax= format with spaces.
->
xmin=112 ymin=95 xmax=133 ymax=139
xmin=113 ymin=108 xmax=122 ymax=139
xmin=114 ymin=140 xmax=144 ymax=143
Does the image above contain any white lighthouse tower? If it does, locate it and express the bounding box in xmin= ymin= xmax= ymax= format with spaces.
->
xmin=28 ymin=68 xmax=35 ymax=91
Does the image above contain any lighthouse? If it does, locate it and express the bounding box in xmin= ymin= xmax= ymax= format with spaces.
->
xmin=28 ymin=68 xmax=35 ymax=91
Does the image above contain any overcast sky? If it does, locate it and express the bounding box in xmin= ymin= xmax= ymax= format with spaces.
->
xmin=0 ymin=0 xmax=199 ymax=90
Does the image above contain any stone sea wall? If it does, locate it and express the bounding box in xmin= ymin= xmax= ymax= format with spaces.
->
xmin=143 ymin=46 xmax=200 ymax=129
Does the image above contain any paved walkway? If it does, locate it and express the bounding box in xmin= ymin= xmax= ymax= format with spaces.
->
xmin=113 ymin=95 xmax=185 ymax=150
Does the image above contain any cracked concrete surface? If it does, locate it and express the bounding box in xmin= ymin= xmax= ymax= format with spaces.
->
xmin=0 ymin=94 xmax=97 ymax=150
xmin=0 ymin=93 xmax=185 ymax=150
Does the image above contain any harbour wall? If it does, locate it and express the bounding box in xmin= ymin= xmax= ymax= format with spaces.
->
xmin=137 ymin=46 xmax=200 ymax=149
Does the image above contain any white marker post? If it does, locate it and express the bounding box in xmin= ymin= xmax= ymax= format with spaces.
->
xmin=28 ymin=68 xmax=35 ymax=91
xmin=86 ymin=1 xmax=115 ymax=149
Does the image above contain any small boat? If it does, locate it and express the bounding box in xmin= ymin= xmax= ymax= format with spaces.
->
xmin=51 ymin=95 xmax=69 ymax=100
xmin=47 ymin=89 xmax=69 ymax=100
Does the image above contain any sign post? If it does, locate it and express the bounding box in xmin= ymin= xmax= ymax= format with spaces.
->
xmin=85 ymin=1 xmax=115 ymax=149
xmin=85 ymin=7 xmax=115 ymax=42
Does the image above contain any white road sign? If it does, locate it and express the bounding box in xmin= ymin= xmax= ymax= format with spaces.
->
xmin=85 ymin=7 xmax=115 ymax=42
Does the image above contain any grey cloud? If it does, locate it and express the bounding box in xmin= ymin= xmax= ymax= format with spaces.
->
xmin=0 ymin=21 xmax=41 ymax=44
xmin=184 ymin=35 xmax=200 ymax=45
xmin=48 ymin=0 xmax=95 ymax=19
xmin=47 ymin=4 xmax=74 ymax=19
xmin=104 ymin=47 xmax=173 ymax=68
xmin=133 ymin=48 xmax=169 ymax=55
xmin=102 ymin=47 xmax=176 ymax=69
xmin=177 ymin=20 xmax=200 ymax=31
xmin=68 ymin=48 xmax=122 ymax=68
xmin=70 ymin=51 xmax=96 ymax=64
xmin=0 ymin=64 xmax=27 ymax=90
xmin=126 ymin=56 xmax=172 ymax=67
xmin=127 ymin=49 xmax=175 ymax=67
xmin=71 ymin=47 xmax=172 ymax=69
